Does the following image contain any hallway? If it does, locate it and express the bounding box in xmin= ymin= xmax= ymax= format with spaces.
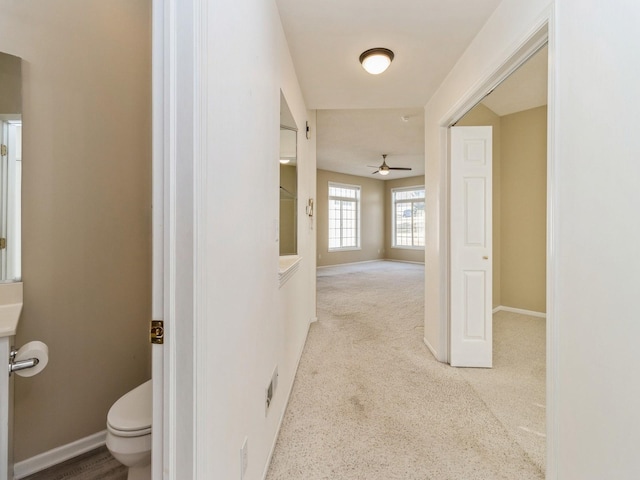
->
xmin=266 ymin=261 xmax=544 ymax=480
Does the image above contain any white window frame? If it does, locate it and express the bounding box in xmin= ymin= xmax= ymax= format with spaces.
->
xmin=391 ymin=185 xmax=425 ymax=249
xmin=328 ymin=182 xmax=361 ymax=251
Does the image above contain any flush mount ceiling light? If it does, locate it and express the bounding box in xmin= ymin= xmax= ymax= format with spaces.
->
xmin=359 ymin=48 xmax=394 ymax=75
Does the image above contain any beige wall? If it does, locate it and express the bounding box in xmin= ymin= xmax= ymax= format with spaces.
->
xmin=458 ymin=103 xmax=547 ymax=312
xmin=279 ymin=164 xmax=297 ymax=255
xmin=317 ymin=169 xmax=384 ymax=266
xmin=0 ymin=52 xmax=21 ymax=114
xmin=457 ymin=104 xmax=502 ymax=308
xmin=0 ymin=0 xmax=152 ymax=461
xmin=500 ymin=106 xmax=547 ymax=312
xmin=384 ymin=176 xmax=425 ymax=263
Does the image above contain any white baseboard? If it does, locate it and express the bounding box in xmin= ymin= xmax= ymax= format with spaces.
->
xmin=493 ymin=305 xmax=546 ymax=318
xmin=13 ymin=430 xmax=107 ymax=479
xmin=385 ymin=259 xmax=425 ymax=265
xmin=423 ymin=337 xmax=439 ymax=360
xmin=317 ymin=259 xmax=380 ymax=269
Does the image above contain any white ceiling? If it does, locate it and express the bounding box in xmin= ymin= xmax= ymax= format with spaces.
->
xmin=316 ymin=108 xmax=425 ymax=179
xmin=276 ymin=0 xmax=502 ymax=109
xmin=276 ymin=1 xmax=547 ymax=180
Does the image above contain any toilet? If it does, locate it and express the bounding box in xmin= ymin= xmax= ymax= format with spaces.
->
xmin=106 ymin=380 xmax=152 ymax=480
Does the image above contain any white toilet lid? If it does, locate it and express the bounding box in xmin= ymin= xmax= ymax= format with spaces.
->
xmin=107 ymin=379 xmax=152 ymax=435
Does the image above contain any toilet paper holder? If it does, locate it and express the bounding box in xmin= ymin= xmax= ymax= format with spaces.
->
xmin=9 ymin=347 xmax=39 ymax=375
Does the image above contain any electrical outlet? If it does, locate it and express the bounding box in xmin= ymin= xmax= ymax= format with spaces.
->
xmin=240 ymin=437 xmax=248 ymax=479
xmin=318 ymin=253 xmax=322 ymax=259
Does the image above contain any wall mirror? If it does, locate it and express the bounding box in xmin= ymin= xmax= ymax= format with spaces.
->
xmin=279 ymin=91 xmax=297 ymax=256
xmin=0 ymin=52 xmax=22 ymax=282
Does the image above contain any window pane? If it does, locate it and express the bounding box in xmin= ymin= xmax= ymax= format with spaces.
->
xmin=328 ymin=184 xmax=360 ymax=250
xmin=392 ymin=188 xmax=425 ymax=247
xmin=413 ymin=202 xmax=425 ymax=246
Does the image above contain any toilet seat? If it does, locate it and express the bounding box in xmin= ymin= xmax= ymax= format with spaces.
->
xmin=108 ymin=424 xmax=152 ymax=437
xmin=107 ymin=380 xmax=152 ymax=437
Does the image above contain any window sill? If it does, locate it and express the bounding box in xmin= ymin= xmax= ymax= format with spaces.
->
xmin=279 ymin=255 xmax=302 ymax=288
xmin=328 ymin=247 xmax=361 ymax=252
xmin=391 ymin=246 xmax=425 ymax=250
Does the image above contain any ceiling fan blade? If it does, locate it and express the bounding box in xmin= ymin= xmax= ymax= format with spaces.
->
xmin=388 ymin=167 xmax=412 ymax=170
xmin=367 ymin=165 xmax=380 ymax=168
xmin=372 ymin=170 xmax=380 ymax=175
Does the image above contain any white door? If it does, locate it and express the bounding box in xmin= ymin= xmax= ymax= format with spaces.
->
xmin=450 ymin=126 xmax=492 ymax=368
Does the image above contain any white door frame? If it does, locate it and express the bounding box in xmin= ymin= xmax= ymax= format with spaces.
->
xmin=439 ymin=13 xmax=558 ymax=478
xmin=152 ymin=0 xmax=199 ymax=478
xmin=151 ymin=0 xmax=166 ymax=476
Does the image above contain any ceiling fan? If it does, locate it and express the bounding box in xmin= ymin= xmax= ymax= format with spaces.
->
xmin=369 ymin=154 xmax=412 ymax=176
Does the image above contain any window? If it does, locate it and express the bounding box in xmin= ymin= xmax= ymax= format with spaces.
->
xmin=328 ymin=182 xmax=360 ymax=250
xmin=392 ymin=186 xmax=425 ymax=248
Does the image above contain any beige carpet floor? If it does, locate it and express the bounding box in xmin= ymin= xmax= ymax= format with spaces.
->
xmin=458 ymin=309 xmax=546 ymax=473
xmin=266 ymin=261 xmax=545 ymax=480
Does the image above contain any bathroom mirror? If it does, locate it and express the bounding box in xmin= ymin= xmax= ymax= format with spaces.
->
xmin=0 ymin=52 xmax=22 ymax=282
xmin=279 ymin=92 xmax=297 ymax=256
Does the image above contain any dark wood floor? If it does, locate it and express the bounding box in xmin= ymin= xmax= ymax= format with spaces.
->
xmin=22 ymin=446 xmax=126 ymax=480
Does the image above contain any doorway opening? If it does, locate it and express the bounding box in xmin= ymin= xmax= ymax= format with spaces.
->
xmin=449 ymin=44 xmax=549 ymax=472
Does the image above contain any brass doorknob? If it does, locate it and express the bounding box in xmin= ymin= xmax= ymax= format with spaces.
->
xmin=482 ymin=256 xmax=489 ymax=260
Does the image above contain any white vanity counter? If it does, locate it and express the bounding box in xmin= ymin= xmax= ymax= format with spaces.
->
xmin=0 ymin=282 xmax=22 ymax=338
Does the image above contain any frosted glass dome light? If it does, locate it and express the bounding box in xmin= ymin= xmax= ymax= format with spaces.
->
xmin=359 ymin=48 xmax=394 ymax=75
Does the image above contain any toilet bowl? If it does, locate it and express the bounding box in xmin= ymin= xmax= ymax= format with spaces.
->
xmin=106 ymin=380 xmax=152 ymax=480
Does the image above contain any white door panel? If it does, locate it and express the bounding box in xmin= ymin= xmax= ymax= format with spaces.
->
xmin=450 ymin=126 xmax=492 ymax=367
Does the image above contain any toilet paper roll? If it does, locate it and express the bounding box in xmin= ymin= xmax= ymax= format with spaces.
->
xmin=14 ymin=340 xmax=49 ymax=377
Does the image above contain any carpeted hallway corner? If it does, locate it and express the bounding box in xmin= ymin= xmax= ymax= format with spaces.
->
xmin=266 ymin=261 xmax=545 ymax=480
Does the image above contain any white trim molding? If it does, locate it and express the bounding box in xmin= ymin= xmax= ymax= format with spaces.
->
xmin=151 ymin=0 xmax=167 ymax=477
xmin=279 ymin=255 xmax=302 ymax=287
xmin=492 ymin=305 xmax=547 ymax=319
xmin=423 ymin=336 xmax=439 ymax=359
xmin=545 ymin=8 xmax=558 ymax=478
xmin=385 ymin=259 xmax=425 ymax=265
xmin=13 ymin=431 xmax=107 ymax=479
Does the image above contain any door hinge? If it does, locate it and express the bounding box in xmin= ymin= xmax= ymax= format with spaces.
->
xmin=0 ymin=238 xmax=6 ymax=250
xmin=150 ymin=320 xmax=164 ymax=344
xmin=1 ymin=145 xmax=6 ymax=156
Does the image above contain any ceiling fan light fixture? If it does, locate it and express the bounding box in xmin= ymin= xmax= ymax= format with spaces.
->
xmin=370 ymin=154 xmax=412 ymax=176
xmin=359 ymin=48 xmax=394 ymax=75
